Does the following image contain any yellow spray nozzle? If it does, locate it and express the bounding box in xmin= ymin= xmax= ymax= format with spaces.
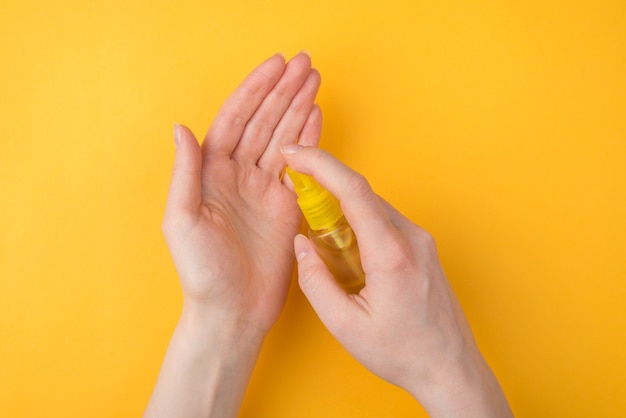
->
xmin=286 ymin=167 xmax=344 ymax=231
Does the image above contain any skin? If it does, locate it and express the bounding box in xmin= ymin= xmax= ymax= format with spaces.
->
xmin=145 ymin=53 xmax=513 ymax=417
xmin=282 ymin=145 xmax=514 ymax=417
xmin=144 ymin=52 xmax=322 ymax=418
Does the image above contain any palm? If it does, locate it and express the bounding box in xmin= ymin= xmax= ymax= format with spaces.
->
xmin=191 ymin=158 xmax=300 ymax=330
xmin=163 ymin=53 xmax=321 ymax=334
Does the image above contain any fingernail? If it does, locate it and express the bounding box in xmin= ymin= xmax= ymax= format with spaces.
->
xmin=280 ymin=144 xmax=303 ymax=155
xmin=275 ymin=52 xmax=286 ymax=60
xmin=294 ymin=234 xmax=309 ymax=262
xmin=173 ymin=123 xmax=182 ymax=148
xmin=299 ymin=49 xmax=311 ymax=58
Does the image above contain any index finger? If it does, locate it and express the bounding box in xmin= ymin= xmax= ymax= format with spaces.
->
xmin=281 ymin=145 xmax=400 ymax=254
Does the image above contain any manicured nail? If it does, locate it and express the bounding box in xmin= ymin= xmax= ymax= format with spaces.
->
xmin=276 ymin=52 xmax=286 ymax=60
xmin=280 ymin=144 xmax=303 ymax=155
xmin=173 ymin=123 xmax=182 ymax=148
xmin=299 ymin=49 xmax=311 ymax=57
xmin=294 ymin=234 xmax=309 ymax=262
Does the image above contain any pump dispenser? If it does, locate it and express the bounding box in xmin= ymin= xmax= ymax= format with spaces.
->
xmin=286 ymin=167 xmax=365 ymax=294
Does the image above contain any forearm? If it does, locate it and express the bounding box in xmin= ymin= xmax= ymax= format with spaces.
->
xmin=144 ymin=304 xmax=265 ymax=418
xmin=408 ymin=345 xmax=513 ymax=418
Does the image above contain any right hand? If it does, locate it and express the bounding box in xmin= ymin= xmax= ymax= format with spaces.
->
xmin=281 ymin=145 xmax=513 ymax=418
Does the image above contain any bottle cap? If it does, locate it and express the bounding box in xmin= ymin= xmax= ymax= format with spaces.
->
xmin=286 ymin=167 xmax=344 ymax=231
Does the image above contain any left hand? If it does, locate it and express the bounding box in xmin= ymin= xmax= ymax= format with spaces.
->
xmin=145 ymin=53 xmax=321 ymax=418
xmin=163 ymin=52 xmax=322 ymax=339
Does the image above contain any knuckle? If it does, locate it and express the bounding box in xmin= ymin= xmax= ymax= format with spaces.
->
xmin=308 ymin=148 xmax=330 ymax=170
xmin=272 ymin=82 xmax=291 ymax=100
xmin=287 ymin=96 xmax=306 ymax=114
xmin=384 ymin=229 xmax=438 ymax=275
xmin=220 ymin=108 xmax=246 ymax=129
xmin=312 ymin=146 xmax=329 ymax=160
xmin=286 ymin=73 xmax=320 ymax=113
xmin=379 ymin=227 xmax=441 ymax=280
xmin=385 ymin=240 xmax=415 ymax=274
xmin=346 ymin=171 xmax=372 ymax=200
xmin=417 ymin=228 xmax=438 ymax=254
xmin=248 ymin=115 xmax=276 ymax=136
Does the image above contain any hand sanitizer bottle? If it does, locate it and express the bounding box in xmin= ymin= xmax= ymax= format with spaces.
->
xmin=287 ymin=168 xmax=366 ymax=294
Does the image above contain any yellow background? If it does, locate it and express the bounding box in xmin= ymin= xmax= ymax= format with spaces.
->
xmin=1 ymin=0 xmax=625 ymax=416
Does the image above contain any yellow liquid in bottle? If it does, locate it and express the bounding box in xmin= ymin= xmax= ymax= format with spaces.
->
xmin=309 ymin=218 xmax=365 ymax=294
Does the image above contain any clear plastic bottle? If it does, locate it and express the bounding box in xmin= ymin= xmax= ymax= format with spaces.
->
xmin=287 ymin=168 xmax=366 ymax=294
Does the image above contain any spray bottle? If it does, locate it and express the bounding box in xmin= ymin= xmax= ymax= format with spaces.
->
xmin=286 ymin=168 xmax=366 ymax=294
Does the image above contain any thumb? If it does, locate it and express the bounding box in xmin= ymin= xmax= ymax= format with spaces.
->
xmin=165 ymin=124 xmax=202 ymax=216
xmin=294 ymin=234 xmax=354 ymax=333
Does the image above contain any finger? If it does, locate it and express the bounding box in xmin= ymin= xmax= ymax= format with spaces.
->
xmin=378 ymin=196 xmax=435 ymax=253
xmin=281 ymin=104 xmax=322 ymax=187
xmin=231 ymin=52 xmax=312 ymax=163
xmin=377 ymin=196 xmax=416 ymax=231
xmin=294 ymin=234 xmax=357 ymax=334
xmin=281 ymin=146 xmax=399 ymax=254
xmin=257 ymin=69 xmax=321 ymax=172
xmin=296 ymin=104 xmax=322 ymax=148
xmin=202 ymin=53 xmax=286 ymax=157
xmin=165 ymin=124 xmax=202 ymax=217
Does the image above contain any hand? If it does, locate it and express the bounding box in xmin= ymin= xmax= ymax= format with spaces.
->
xmin=281 ymin=145 xmax=513 ymax=418
xmin=145 ymin=53 xmax=322 ymax=418
xmin=163 ymin=52 xmax=321 ymax=337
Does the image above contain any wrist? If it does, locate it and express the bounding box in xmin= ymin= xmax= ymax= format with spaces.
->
xmin=179 ymin=300 xmax=266 ymax=359
xmin=144 ymin=300 xmax=266 ymax=418
xmin=406 ymin=343 xmax=512 ymax=418
xmin=176 ymin=301 xmax=266 ymax=415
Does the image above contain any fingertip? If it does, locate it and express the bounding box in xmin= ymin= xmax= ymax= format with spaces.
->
xmin=293 ymin=50 xmax=312 ymax=66
xmin=294 ymin=233 xmax=310 ymax=262
xmin=309 ymin=67 xmax=321 ymax=83
xmin=271 ymin=52 xmax=287 ymax=69
xmin=311 ymin=103 xmax=322 ymax=117
xmin=293 ymin=233 xmax=326 ymax=295
xmin=174 ymin=124 xmax=200 ymax=151
xmin=167 ymin=123 xmax=202 ymax=213
xmin=294 ymin=234 xmax=358 ymax=334
xmin=280 ymin=143 xmax=304 ymax=155
xmin=279 ymin=145 xmax=327 ymax=175
xmin=267 ymin=52 xmax=286 ymax=65
xmin=173 ymin=123 xmax=182 ymax=148
xmin=293 ymin=233 xmax=341 ymax=300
